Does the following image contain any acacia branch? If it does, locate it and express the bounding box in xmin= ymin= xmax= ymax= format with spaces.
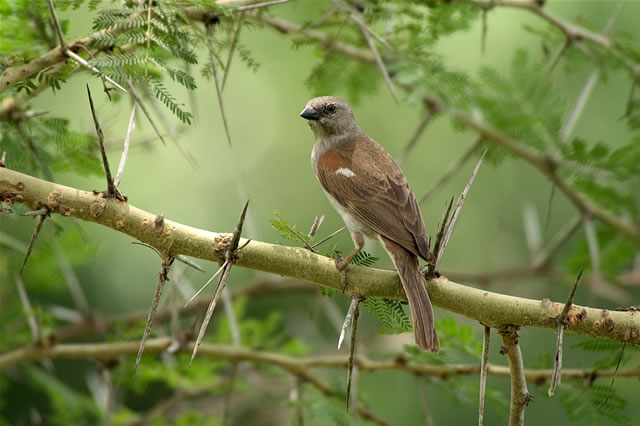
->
xmin=1 ymin=168 xmax=639 ymax=345
xmin=3 ymin=338 xmax=640 ymax=382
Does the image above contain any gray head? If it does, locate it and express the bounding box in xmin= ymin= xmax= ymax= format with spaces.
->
xmin=300 ymin=96 xmax=361 ymax=138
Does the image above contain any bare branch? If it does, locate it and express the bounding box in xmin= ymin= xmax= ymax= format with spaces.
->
xmin=499 ymin=326 xmax=531 ymax=426
xmin=478 ymin=325 xmax=490 ymax=426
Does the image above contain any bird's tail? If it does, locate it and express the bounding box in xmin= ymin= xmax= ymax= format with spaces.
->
xmin=379 ymin=236 xmax=440 ymax=352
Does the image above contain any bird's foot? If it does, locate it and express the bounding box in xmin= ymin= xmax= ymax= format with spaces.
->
xmin=334 ymin=252 xmax=349 ymax=293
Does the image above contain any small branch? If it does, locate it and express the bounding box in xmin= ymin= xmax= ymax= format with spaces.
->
xmin=419 ymin=138 xmax=482 ymax=204
xmin=350 ymin=11 xmax=398 ymax=104
xmin=221 ymin=12 xmax=245 ymax=91
xmin=126 ymin=81 xmax=167 ymax=146
xmin=499 ymin=326 xmax=531 ymax=426
xmin=398 ymin=111 xmax=433 ymax=165
xmin=134 ymin=255 xmax=175 ymax=375
xmin=114 ymin=105 xmax=136 ymax=188
xmin=478 ymin=325 xmax=490 ymax=426
xmin=311 ymin=226 xmax=345 ymax=249
xmin=206 ymin=26 xmax=233 ymax=147
xmin=548 ymin=270 xmax=583 ymax=397
xmin=86 ymin=85 xmax=124 ymax=201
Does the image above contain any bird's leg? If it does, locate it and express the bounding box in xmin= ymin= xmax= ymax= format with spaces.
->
xmin=335 ymin=232 xmax=364 ymax=292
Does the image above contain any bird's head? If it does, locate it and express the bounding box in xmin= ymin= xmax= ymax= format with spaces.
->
xmin=300 ymin=96 xmax=360 ymax=138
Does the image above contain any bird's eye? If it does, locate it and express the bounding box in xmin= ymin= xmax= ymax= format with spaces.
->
xmin=326 ymin=104 xmax=336 ymax=113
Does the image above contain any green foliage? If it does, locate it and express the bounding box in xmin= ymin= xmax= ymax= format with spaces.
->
xmin=363 ymin=297 xmax=412 ymax=334
xmin=559 ymin=381 xmax=631 ymax=426
xmin=269 ymin=211 xmax=314 ymax=248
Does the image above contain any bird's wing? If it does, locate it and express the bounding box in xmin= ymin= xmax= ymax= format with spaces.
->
xmin=316 ymin=135 xmax=431 ymax=261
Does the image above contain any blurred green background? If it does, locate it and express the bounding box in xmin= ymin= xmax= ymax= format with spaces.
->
xmin=2 ymin=0 xmax=639 ymax=425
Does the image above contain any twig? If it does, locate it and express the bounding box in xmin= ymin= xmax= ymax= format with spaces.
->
xmin=134 ymin=255 xmax=175 ymax=375
xmin=603 ymin=343 xmax=626 ymax=406
xmin=86 ymin=85 xmax=124 ymax=201
xmin=206 ymin=26 xmax=233 ymax=147
xmin=114 ymin=105 xmax=136 ymax=188
xmin=398 ymin=111 xmax=433 ymax=165
xmin=190 ymin=201 xmax=249 ymax=364
xmin=499 ymin=325 xmax=531 ymax=426
xmin=15 ymin=274 xmax=41 ymax=343
xmin=437 ymin=149 xmax=487 ymax=261
xmin=20 ymin=208 xmax=49 ymax=274
xmin=478 ymin=325 xmax=490 ymax=426
xmin=233 ymin=0 xmax=294 ymax=13
xmin=221 ymin=12 xmax=245 ymax=91
xmin=350 ymin=11 xmax=398 ymax=104
xmin=126 ymin=81 xmax=167 ymax=146
xmin=419 ymin=138 xmax=482 ymax=204
xmin=175 ymin=254 xmax=205 ymax=272
xmin=311 ymin=226 xmax=345 ymax=249
xmin=548 ymin=270 xmax=583 ymax=397
xmin=140 ymin=84 xmax=198 ymax=167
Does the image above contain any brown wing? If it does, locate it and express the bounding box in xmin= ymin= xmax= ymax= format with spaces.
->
xmin=316 ymin=134 xmax=431 ymax=261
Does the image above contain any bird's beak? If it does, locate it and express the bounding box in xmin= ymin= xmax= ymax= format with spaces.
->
xmin=300 ymin=106 xmax=320 ymax=121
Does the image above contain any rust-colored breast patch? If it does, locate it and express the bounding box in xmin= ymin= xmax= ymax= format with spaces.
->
xmin=318 ymin=149 xmax=344 ymax=172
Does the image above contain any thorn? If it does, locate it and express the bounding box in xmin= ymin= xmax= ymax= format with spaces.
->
xmin=0 ymin=151 xmax=6 ymax=168
xmin=206 ymin=26 xmax=232 ymax=147
xmin=398 ymin=111 xmax=433 ymax=166
xmin=20 ymin=208 xmax=49 ymax=274
xmin=184 ymin=260 xmax=228 ymax=307
xmin=437 ymin=149 xmax=487 ymax=261
xmin=15 ymin=273 xmax=41 ymax=343
xmin=86 ymin=85 xmax=124 ymax=200
xmin=311 ymin=226 xmax=346 ymax=249
xmin=126 ymin=81 xmax=167 ymax=146
xmin=308 ymin=215 xmax=325 ymax=238
xmin=190 ymin=201 xmax=249 ymax=364
xmin=221 ymin=12 xmax=245 ymax=91
xmin=134 ymin=256 xmax=174 ymax=375
xmin=548 ymin=269 xmax=583 ymax=396
xmin=175 ymin=254 xmax=205 ymax=272
xmin=114 ymin=105 xmax=136 ymax=188
xmin=346 ymin=296 xmax=362 ymax=410
xmin=338 ymin=297 xmax=360 ymax=350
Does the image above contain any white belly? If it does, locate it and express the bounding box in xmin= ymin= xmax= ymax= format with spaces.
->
xmin=325 ymin=191 xmax=375 ymax=238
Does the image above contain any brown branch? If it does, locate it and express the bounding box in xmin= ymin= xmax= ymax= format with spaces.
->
xmin=4 ymin=338 xmax=640 ymax=381
xmin=499 ymin=326 xmax=531 ymax=426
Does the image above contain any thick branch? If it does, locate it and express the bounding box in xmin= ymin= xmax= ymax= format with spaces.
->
xmin=1 ymin=168 xmax=639 ymax=344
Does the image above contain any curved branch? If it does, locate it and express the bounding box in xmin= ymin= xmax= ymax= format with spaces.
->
xmin=1 ymin=168 xmax=639 ymax=345
xmin=2 ymin=338 xmax=640 ymax=382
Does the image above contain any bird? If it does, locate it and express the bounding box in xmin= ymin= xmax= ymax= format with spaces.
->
xmin=300 ymin=96 xmax=439 ymax=352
